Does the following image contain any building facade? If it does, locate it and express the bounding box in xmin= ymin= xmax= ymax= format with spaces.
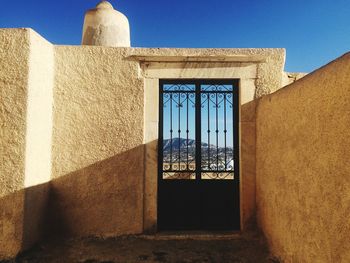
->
xmin=1 ymin=2 xmax=349 ymax=262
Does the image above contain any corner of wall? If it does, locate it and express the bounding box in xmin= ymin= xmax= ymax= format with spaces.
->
xmin=22 ymin=29 xmax=54 ymax=250
xmin=0 ymin=28 xmax=31 ymax=260
xmin=0 ymin=28 xmax=54 ymax=259
xmin=255 ymin=48 xmax=286 ymax=98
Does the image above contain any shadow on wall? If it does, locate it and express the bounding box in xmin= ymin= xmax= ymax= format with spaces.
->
xmin=240 ymin=100 xmax=257 ymax=231
xmin=1 ymin=131 xmax=258 ymax=258
xmin=0 ymin=145 xmax=145 ymax=259
xmin=23 ymin=183 xmax=50 ymax=250
xmin=0 ymin=182 xmax=49 ymax=258
xmin=46 ymin=145 xmax=145 ymax=239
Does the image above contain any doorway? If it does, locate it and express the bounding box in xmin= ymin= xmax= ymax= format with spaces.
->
xmin=158 ymin=79 xmax=240 ymax=231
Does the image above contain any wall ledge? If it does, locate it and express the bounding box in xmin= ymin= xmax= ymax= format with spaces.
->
xmin=127 ymin=55 xmax=266 ymax=63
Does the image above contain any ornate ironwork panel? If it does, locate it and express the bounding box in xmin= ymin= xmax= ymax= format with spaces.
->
xmin=200 ymin=85 xmax=235 ymax=180
xmin=161 ymin=84 xmax=196 ymax=180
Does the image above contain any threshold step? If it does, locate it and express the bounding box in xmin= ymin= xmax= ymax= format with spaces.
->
xmin=140 ymin=231 xmax=241 ymax=240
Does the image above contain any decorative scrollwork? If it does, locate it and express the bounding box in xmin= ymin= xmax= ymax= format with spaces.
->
xmin=201 ymin=172 xmax=234 ymax=180
xmin=163 ymin=84 xmax=196 ymax=92
xmin=161 ymin=81 xmax=237 ymax=181
xmin=163 ymin=172 xmax=195 ymax=180
xmin=226 ymin=94 xmax=233 ymax=108
xmin=201 ymin=85 xmax=233 ymax=92
xmin=164 ymin=92 xmax=195 ymax=109
xmin=201 ymin=158 xmax=234 ymax=172
xmin=163 ymin=164 xmax=171 ymax=171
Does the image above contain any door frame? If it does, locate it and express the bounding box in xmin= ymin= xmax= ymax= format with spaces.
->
xmin=157 ymin=79 xmax=240 ymax=231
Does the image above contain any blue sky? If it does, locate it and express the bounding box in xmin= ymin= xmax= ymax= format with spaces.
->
xmin=1 ymin=0 xmax=349 ymax=72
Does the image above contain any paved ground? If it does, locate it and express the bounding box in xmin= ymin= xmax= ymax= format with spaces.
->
xmin=11 ymin=233 xmax=278 ymax=263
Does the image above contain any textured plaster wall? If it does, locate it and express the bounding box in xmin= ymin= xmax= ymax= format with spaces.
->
xmin=0 ymin=27 xmax=287 ymax=258
xmin=22 ymin=30 xmax=53 ymax=250
xmin=51 ymin=46 xmax=145 ymax=237
xmin=143 ymin=78 xmax=158 ymax=233
xmin=0 ymin=28 xmax=30 ymax=259
xmin=51 ymin=46 xmax=285 ymax=237
xmin=256 ymin=53 xmax=350 ymax=262
xmin=240 ymin=100 xmax=257 ymax=229
xmin=0 ymin=29 xmax=53 ymax=259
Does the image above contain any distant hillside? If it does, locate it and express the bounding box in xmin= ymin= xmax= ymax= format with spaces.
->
xmin=162 ymin=138 xmax=234 ymax=169
xmin=163 ymin=138 xmax=210 ymax=151
xmin=163 ymin=138 xmax=233 ymax=151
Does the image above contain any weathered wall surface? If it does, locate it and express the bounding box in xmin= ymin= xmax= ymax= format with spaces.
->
xmin=0 ymin=28 xmax=53 ymax=259
xmin=51 ymin=46 xmax=145 ymax=237
xmin=256 ymin=53 xmax=350 ymax=262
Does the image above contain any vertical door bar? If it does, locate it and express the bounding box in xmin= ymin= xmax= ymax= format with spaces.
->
xmin=233 ymin=80 xmax=240 ymax=184
xmin=195 ymin=82 xmax=201 ymax=181
xmin=158 ymin=81 xmax=164 ymax=181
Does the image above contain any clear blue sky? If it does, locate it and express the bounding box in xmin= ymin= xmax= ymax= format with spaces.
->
xmin=1 ymin=0 xmax=349 ymax=72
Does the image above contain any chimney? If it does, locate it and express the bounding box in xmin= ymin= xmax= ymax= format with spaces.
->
xmin=81 ymin=1 xmax=130 ymax=47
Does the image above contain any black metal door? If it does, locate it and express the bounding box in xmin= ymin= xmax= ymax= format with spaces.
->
xmin=158 ymin=79 xmax=240 ymax=231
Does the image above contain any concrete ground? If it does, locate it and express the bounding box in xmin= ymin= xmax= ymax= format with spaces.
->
xmin=13 ymin=233 xmax=278 ymax=263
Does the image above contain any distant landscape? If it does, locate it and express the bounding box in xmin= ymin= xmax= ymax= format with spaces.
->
xmin=163 ymin=138 xmax=234 ymax=170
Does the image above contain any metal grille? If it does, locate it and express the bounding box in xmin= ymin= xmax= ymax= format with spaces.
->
xmin=159 ymin=80 xmax=239 ymax=180
xmin=161 ymin=84 xmax=196 ymax=180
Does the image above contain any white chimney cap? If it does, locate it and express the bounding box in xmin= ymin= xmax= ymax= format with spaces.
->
xmin=81 ymin=1 xmax=131 ymax=47
xmin=96 ymin=1 xmax=114 ymax=10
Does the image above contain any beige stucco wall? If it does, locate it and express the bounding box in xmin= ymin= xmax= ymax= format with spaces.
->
xmin=256 ymin=53 xmax=350 ymax=262
xmin=50 ymin=46 xmax=145 ymax=237
xmin=0 ymin=28 xmax=287 ymax=258
xmin=3 ymin=27 xmax=350 ymax=261
xmin=51 ymin=46 xmax=285 ymax=237
xmin=240 ymin=100 xmax=257 ymax=229
xmin=130 ymin=47 xmax=286 ymax=98
xmin=0 ymin=28 xmax=53 ymax=259
xmin=0 ymin=28 xmax=29 ymax=259
xmin=22 ymin=30 xmax=53 ymax=250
